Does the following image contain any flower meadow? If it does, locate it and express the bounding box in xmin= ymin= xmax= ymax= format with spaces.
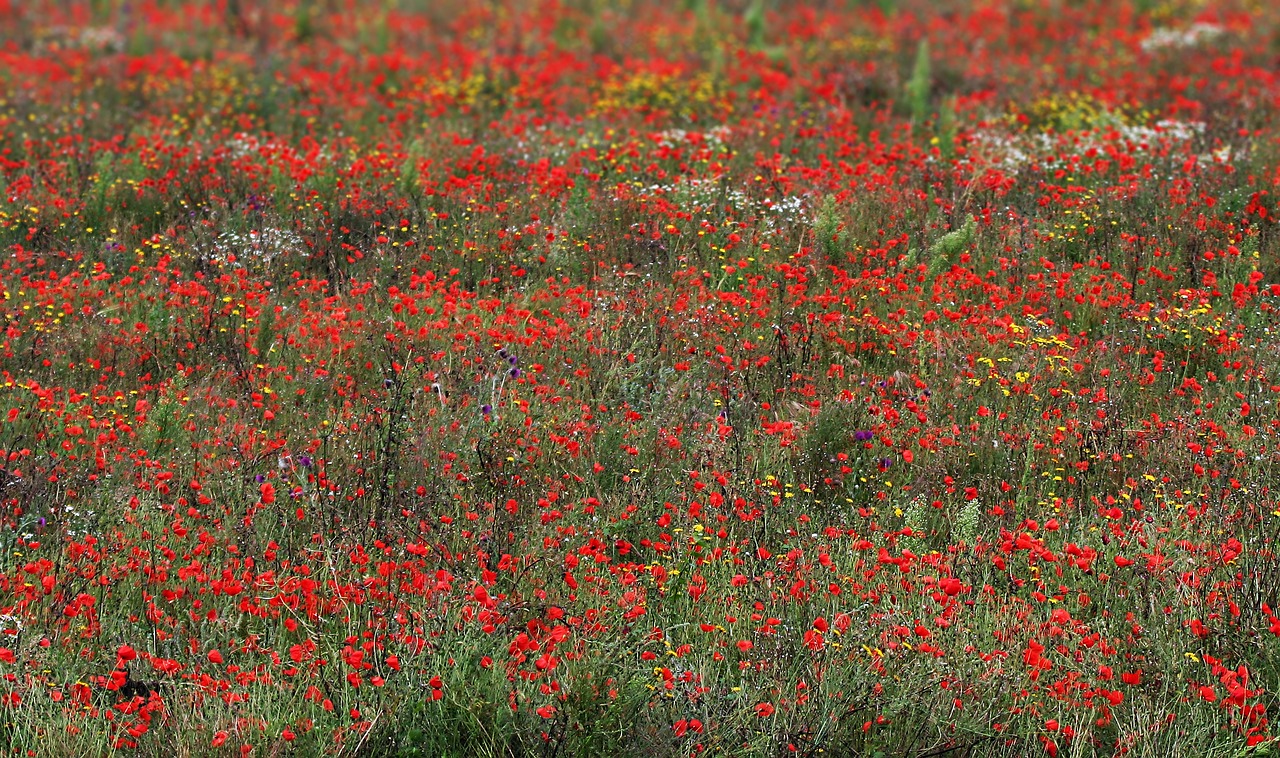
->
xmin=4 ymin=0 xmax=1280 ymax=755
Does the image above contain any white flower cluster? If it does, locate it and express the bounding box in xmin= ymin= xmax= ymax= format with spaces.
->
xmin=970 ymin=119 xmax=1208 ymax=175
xmin=224 ymin=133 xmax=330 ymax=163
xmin=1122 ymin=119 xmax=1206 ymax=143
xmin=632 ymin=178 xmax=809 ymax=233
xmin=32 ymin=25 xmax=124 ymax=54
xmin=225 ymin=133 xmax=278 ymax=160
xmin=511 ymin=125 xmax=574 ymax=163
xmin=0 ymin=614 xmax=21 ymax=635
xmin=652 ymin=126 xmax=733 ymax=150
xmin=1140 ymin=23 xmax=1225 ymax=54
xmin=213 ymin=228 xmax=307 ymax=265
xmin=761 ymin=194 xmax=806 ymax=229
xmin=78 ymin=26 xmax=126 ymax=53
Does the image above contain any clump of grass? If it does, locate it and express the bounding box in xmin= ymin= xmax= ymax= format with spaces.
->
xmin=906 ymin=38 xmax=931 ymax=132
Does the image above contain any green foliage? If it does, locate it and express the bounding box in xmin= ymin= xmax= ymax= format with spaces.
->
xmin=743 ymin=0 xmax=765 ymax=49
xmin=926 ymin=215 xmax=976 ymax=278
xmin=799 ymin=399 xmax=863 ymax=494
xmin=813 ymin=194 xmax=848 ymax=262
xmin=906 ymin=38 xmax=931 ymax=130
xmin=294 ymin=1 xmax=315 ymax=44
xmin=937 ymin=94 xmax=957 ymax=161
